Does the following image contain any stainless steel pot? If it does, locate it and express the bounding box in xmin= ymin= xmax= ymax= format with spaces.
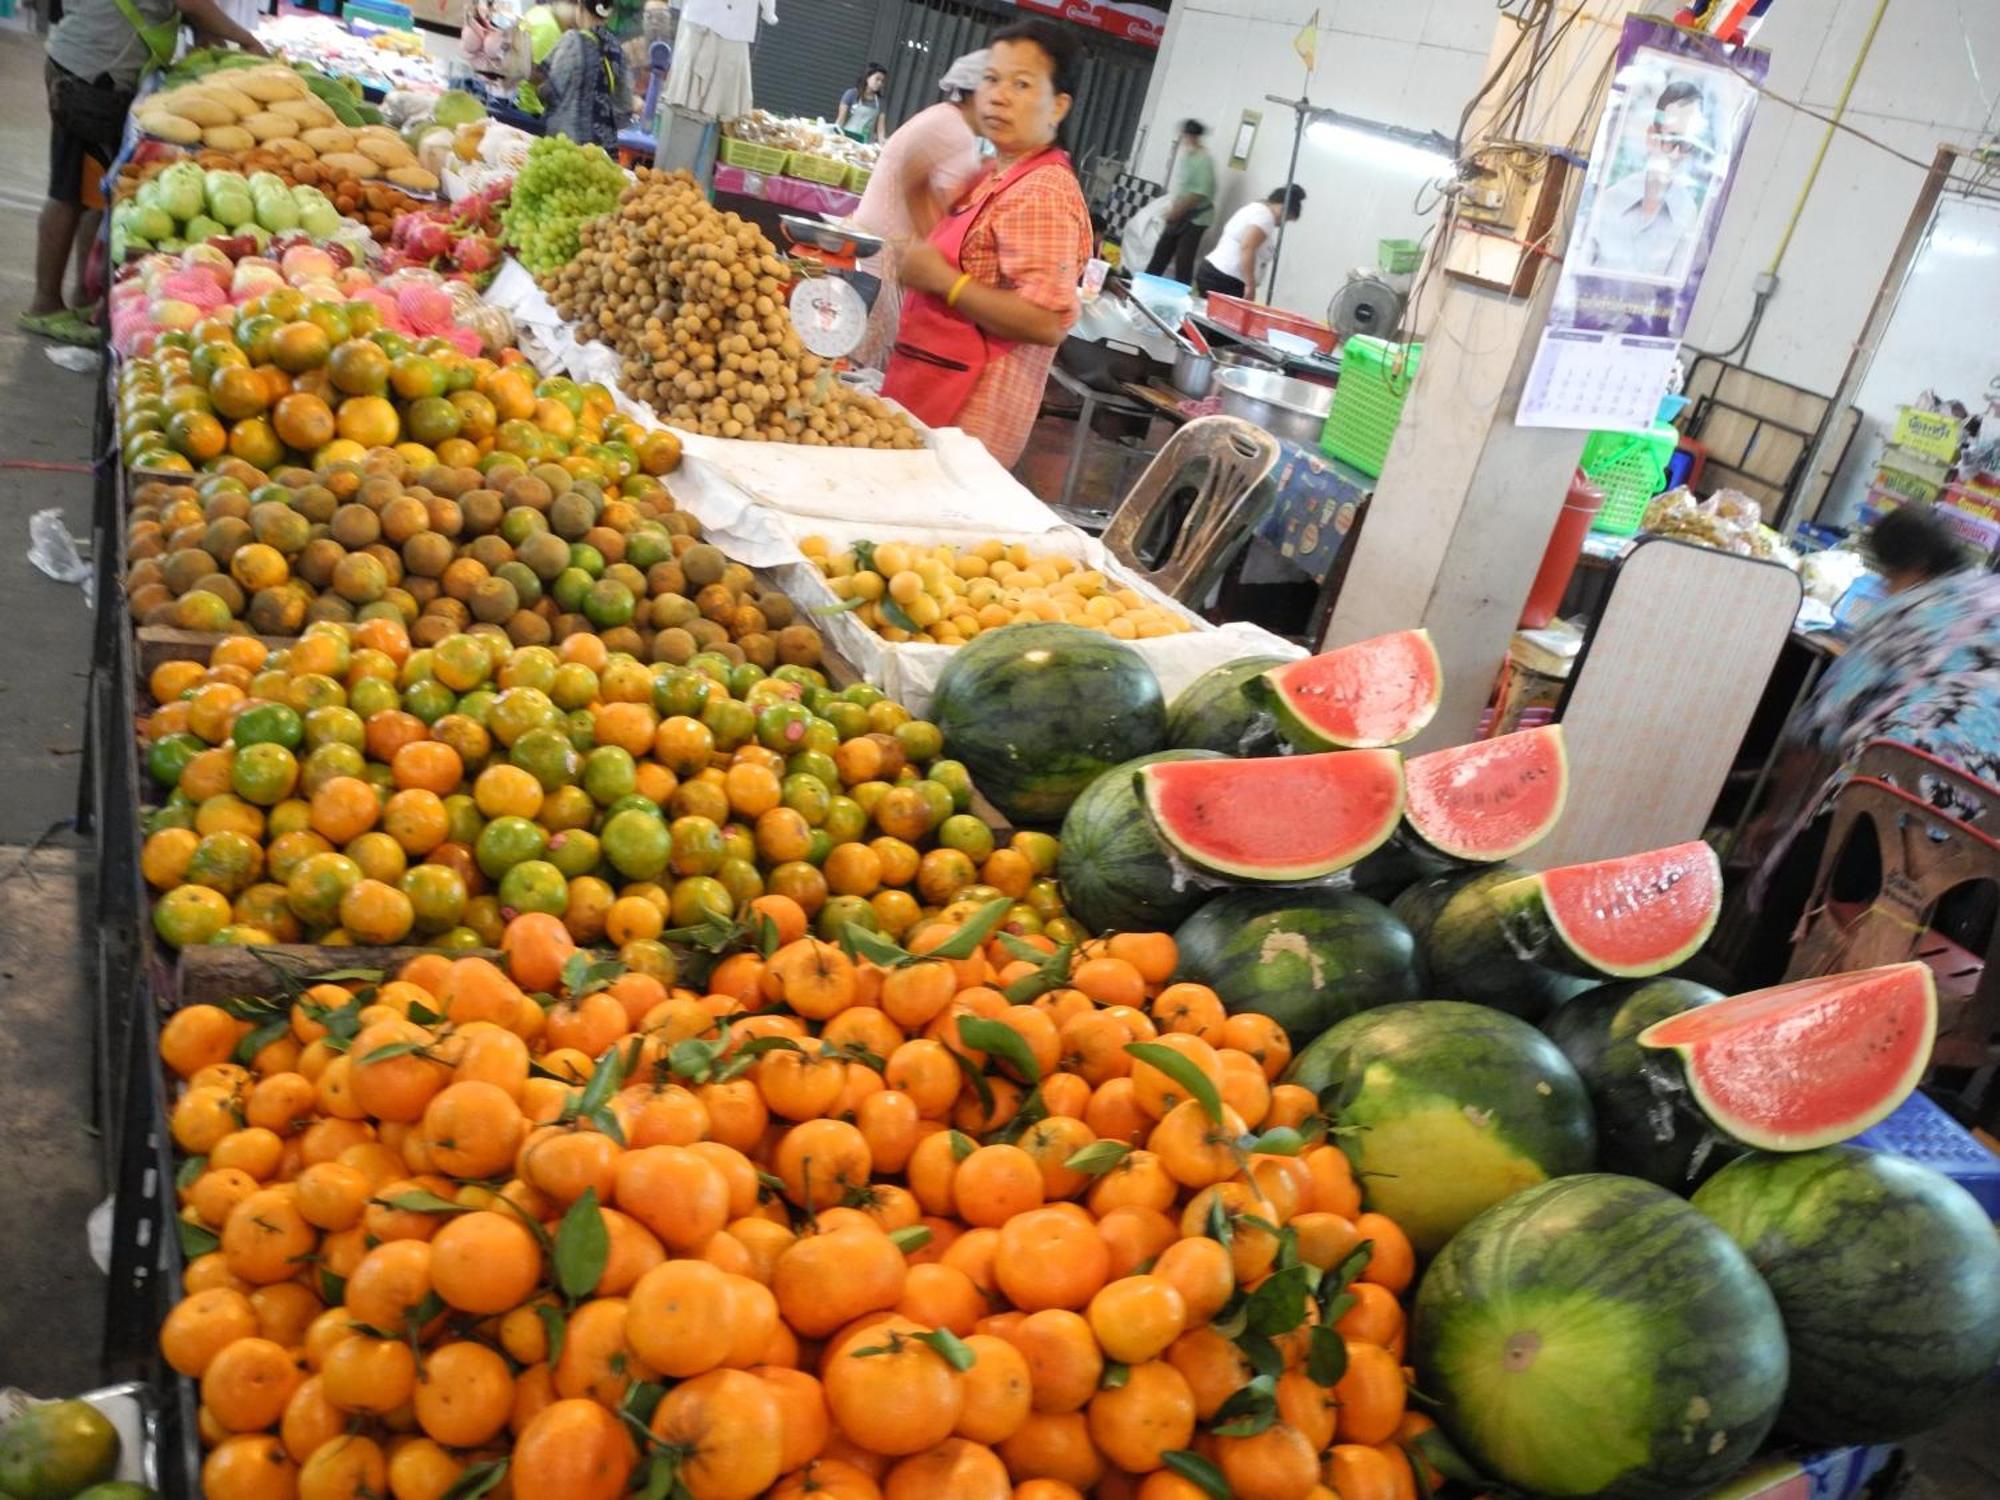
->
xmin=1214 ymin=367 xmax=1334 ymax=445
xmin=1171 ymin=345 xmax=1216 ymax=398
xmin=1213 ymin=348 xmax=1281 ymax=376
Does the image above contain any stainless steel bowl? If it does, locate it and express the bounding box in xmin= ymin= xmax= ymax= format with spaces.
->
xmin=1214 ymin=367 xmax=1334 ymax=445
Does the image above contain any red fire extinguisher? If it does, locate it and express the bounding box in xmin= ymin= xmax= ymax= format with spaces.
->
xmin=1518 ymin=471 xmax=1605 ymax=630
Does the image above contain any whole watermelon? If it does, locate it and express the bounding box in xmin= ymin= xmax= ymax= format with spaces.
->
xmin=1692 ymin=1145 xmax=2000 ymax=1445
xmin=1173 ymin=889 xmax=1422 ymax=1046
xmin=1542 ymin=978 xmax=1741 ymax=1190
xmin=932 ymin=623 xmax=1167 ymax=825
xmin=1414 ymin=1175 xmax=1787 ymax=1500
xmin=1165 ymin=655 xmax=1286 ymax=755
xmin=1393 ymin=866 xmax=1594 ymax=1020
xmin=1058 ymin=750 xmax=1222 ymax=936
xmin=1286 ymin=1001 xmax=1595 ymax=1254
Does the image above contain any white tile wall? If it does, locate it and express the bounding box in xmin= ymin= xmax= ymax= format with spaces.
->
xmin=1137 ymin=0 xmax=2000 ymax=393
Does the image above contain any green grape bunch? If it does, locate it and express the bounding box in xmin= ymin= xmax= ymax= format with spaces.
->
xmin=500 ymin=137 xmax=631 ymax=274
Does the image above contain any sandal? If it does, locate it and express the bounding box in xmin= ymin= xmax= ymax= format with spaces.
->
xmin=18 ymin=308 xmax=102 ymax=347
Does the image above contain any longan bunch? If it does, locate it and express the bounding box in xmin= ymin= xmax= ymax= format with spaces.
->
xmin=545 ymin=169 xmax=920 ymax=449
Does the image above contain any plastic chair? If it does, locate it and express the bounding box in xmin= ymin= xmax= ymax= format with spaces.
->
xmin=1098 ymin=416 xmax=1281 ymax=607
xmin=617 ymin=40 xmax=672 ymax=166
xmin=1851 ymin=737 xmax=2000 ymax=835
xmin=1786 ymin=771 xmax=2000 ymax=1072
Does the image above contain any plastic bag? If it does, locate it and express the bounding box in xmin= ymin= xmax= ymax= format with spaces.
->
xmin=28 ymin=508 xmax=93 ymax=606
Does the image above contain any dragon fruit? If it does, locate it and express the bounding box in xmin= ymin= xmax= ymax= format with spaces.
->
xmin=435 ymin=325 xmax=484 ymax=358
xmin=394 ymin=213 xmax=455 ymax=264
xmin=450 ymin=235 xmax=499 ymax=275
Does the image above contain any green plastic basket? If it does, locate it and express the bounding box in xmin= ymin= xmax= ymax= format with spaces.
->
xmin=786 ymin=151 xmax=851 ymax=186
xmin=844 ymin=163 xmax=873 ymax=195
xmin=1321 ymin=337 xmax=1422 ymax=477
xmin=1583 ymin=423 xmax=1680 ymax=535
xmin=717 ymin=138 xmax=788 ymax=174
xmin=1379 ymin=238 xmax=1422 ymax=274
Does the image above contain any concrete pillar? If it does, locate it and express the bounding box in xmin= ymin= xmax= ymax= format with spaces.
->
xmin=1323 ymin=1 xmax=1633 ymax=748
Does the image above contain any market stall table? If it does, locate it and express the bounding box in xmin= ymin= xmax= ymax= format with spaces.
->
xmin=1043 ymin=361 xmax=1167 ymax=528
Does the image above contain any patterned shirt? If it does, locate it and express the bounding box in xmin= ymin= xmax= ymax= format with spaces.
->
xmin=1794 ymin=568 xmax=2000 ymax=783
xmin=951 ymin=155 xmax=1094 ymax=468
xmin=1756 ymin=567 xmax=2000 ymax=902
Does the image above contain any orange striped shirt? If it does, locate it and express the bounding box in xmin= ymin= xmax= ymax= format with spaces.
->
xmin=952 ymin=156 xmax=1094 ymax=468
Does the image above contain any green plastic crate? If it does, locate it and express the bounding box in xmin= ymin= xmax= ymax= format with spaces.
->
xmin=1379 ymin=238 xmax=1422 ymax=273
xmin=1320 ymin=337 xmax=1422 ymax=477
xmin=786 ymin=150 xmax=850 ymax=187
xmin=1583 ymin=423 xmax=1680 ymax=535
xmin=717 ymin=138 xmax=788 ymax=174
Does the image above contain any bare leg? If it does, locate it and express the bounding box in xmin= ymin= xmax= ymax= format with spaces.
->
xmin=70 ymin=208 xmax=101 ymax=309
xmin=33 ymin=197 xmax=81 ymax=316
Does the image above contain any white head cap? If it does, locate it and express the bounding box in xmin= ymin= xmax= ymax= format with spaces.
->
xmin=938 ymin=49 xmax=989 ymax=96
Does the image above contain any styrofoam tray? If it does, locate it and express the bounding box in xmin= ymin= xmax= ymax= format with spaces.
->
xmin=751 ymin=510 xmax=1300 ymax=718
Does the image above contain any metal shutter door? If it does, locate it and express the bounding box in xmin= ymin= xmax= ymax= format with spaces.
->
xmin=750 ymin=0 xmax=880 ymax=123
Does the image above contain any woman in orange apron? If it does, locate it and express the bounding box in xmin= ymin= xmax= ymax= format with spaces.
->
xmin=883 ymin=21 xmax=1094 ymax=469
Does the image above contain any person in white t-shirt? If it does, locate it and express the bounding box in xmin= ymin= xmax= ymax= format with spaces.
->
xmin=1197 ymin=184 xmax=1305 ymax=303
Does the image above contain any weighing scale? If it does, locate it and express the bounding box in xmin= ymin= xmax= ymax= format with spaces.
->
xmin=779 ymin=215 xmax=884 ymax=362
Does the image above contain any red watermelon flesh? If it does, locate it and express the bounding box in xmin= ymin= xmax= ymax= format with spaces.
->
xmin=1257 ymin=629 xmax=1442 ymax=749
xmin=1404 ymin=725 xmax=1569 ymax=862
xmin=1139 ymin=750 xmax=1405 ymax=882
xmin=1502 ymin=840 xmax=1723 ymax=978
xmin=1638 ymin=963 xmax=1937 ymax=1150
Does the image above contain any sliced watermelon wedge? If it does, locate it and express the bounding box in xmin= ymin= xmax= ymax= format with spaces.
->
xmin=1253 ymin=629 xmax=1442 ymax=750
xmin=1403 ymin=725 xmax=1569 ymax=863
xmin=1493 ymin=840 xmax=1723 ymax=979
xmin=1138 ymin=750 xmax=1406 ymax=882
xmin=1639 ymin=963 xmax=1937 ymax=1150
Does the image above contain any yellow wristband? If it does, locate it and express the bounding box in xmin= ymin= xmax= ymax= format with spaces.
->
xmin=946 ymin=272 xmax=974 ymax=309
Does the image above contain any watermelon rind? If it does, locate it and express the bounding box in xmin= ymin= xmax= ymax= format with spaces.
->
xmin=1252 ymin=628 xmax=1443 ymax=751
xmin=1056 ymin=750 xmax=1222 ymax=936
xmin=1488 ymin=841 xmax=1724 ymax=980
xmin=1171 ymin=888 xmax=1423 ymax=1046
xmin=1138 ymin=750 xmax=1405 ymax=883
xmin=1692 ymin=1146 xmax=2000 ymax=1445
xmin=932 ymin=622 xmax=1168 ymax=826
xmin=1285 ymin=1001 xmax=1597 ymax=1254
xmin=1402 ymin=725 xmax=1569 ymax=864
xmin=1413 ymin=1174 xmax=1787 ymax=1500
xmin=1637 ymin=963 xmax=1937 ymax=1152
xmin=1164 ymin=655 xmax=1288 ymax=756
xmin=1541 ymin=978 xmax=1740 ymax=1190
xmin=1392 ymin=867 xmax=1594 ymax=1020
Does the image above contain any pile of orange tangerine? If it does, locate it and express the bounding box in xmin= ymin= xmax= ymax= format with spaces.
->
xmin=158 ymin=910 xmax=1437 ymax=1500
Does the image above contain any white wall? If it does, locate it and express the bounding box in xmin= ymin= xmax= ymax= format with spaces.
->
xmin=1680 ymin=0 xmax=2000 ymax=394
xmin=1134 ymin=0 xmax=1491 ymax=323
xmin=1139 ymin=0 xmax=2000 ymax=394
